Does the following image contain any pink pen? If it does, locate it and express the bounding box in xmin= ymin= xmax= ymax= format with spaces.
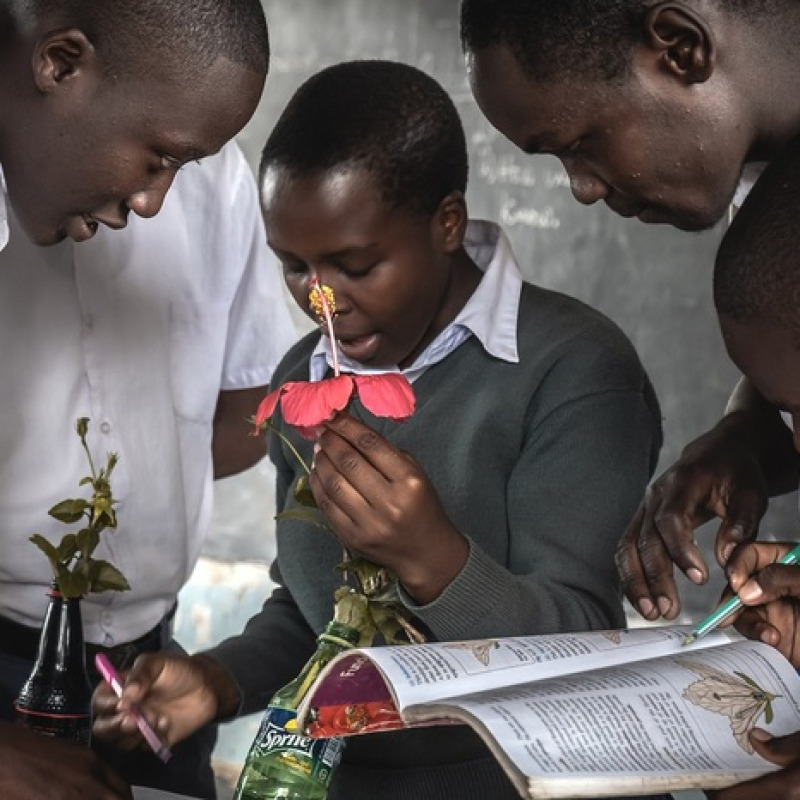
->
xmin=94 ymin=652 xmax=172 ymax=763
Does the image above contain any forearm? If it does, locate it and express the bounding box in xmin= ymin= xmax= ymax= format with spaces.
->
xmin=407 ymin=389 xmax=662 ymax=640
xmin=714 ymin=376 xmax=798 ymax=495
xmin=202 ymin=584 xmax=316 ymax=717
xmin=212 ymin=386 xmax=269 ymax=479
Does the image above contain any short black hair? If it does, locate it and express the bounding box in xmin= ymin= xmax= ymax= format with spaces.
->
xmin=19 ymin=0 xmax=269 ymax=79
xmin=713 ymin=143 xmax=800 ymax=336
xmin=460 ymin=0 xmax=779 ymax=82
xmin=259 ymin=60 xmax=468 ymax=217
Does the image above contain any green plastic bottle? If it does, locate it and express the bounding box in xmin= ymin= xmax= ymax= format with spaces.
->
xmin=232 ymin=619 xmax=360 ymax=800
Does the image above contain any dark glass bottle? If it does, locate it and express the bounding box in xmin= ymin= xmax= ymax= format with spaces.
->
xmin=15 ymin=582 xmax=93 ymax=745
xmin=233 ymin=619 xmax=360 ymax=800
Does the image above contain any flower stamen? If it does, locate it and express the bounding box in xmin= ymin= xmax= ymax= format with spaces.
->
xmin=309 ymin=277 xmax=340 ymax=376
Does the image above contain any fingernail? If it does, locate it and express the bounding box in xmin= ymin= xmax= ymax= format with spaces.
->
xmin=760 ymin=629 xmax=779 ymax=647
xmin=738 ymin=580 xmax=763 ymax=603
xmin=749 ymin=728 xmax=772 ymax=742
xmin=686 ymin=567 xmax=703 ymax=584
xmin=313 ymin=442 xmax=321 ymax=454
xmin=657 ymin=596 xmax=672 ymax=617
xmin=637 ymin=598 xmax=655 ymax=618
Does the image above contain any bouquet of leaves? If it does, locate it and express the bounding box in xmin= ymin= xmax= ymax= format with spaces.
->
xmin=29 ymin=417 xmax=130 ymax=599
xmin=253 ymin=279 xmax=425 ymax=648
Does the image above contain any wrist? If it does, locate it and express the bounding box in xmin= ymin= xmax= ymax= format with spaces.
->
xmin=190 ymin=653 xmax=242 ymax=721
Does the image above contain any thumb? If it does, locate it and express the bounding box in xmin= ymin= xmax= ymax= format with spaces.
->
xmin=749 ymin=728 xmax=800 ymax=767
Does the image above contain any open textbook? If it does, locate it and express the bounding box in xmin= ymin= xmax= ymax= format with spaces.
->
xmin=295 ymin=625 xmax=800 ymax=799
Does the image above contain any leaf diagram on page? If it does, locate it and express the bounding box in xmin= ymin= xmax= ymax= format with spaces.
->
xmin=679 ymin=659 xmax=779 ymax=753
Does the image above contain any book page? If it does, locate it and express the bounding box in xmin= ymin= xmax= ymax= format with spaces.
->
xmin=309 ymin=625 xmax=735 ymax=715
xmin=411 ymin=639 xmax=800 ymax=798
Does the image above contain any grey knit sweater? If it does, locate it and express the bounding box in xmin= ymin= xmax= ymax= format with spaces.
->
xmin=209 ymin=281 xmax=667 ymax=800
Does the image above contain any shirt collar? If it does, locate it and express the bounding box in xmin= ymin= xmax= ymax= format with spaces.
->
xmin=731 ymin=161 xmax=768 ymax=213
xmin=309 ymin=219 xmax=522 ymax=382
xmin=0 ymin=166 xmax=8 ymax=252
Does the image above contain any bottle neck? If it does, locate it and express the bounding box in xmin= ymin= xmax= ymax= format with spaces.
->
xmin=273 ymin=620 xmax=360 ymax=711
xmin=318 ymin=621 xmax=360 ymax=651
xmin=34 ymin=585 xmax=88 ymax=675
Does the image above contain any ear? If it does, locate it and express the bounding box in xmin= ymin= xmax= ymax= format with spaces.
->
xmin=642 ymin=3 xmax=715 ymax=84
xmin=433 ymin=191 xmax=468 ymax=254
xmin=31 ymin=28 xmax=97 ymax=93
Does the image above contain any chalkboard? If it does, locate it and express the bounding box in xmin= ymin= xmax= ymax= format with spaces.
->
xmin=211 ymin=0 xmax=797 ymax=619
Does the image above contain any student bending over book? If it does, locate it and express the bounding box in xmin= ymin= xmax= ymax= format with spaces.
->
xmin=694 ymin=141 xmax=800 ymax=800
xmin=93 ymin=60 xmax=666 ymax=800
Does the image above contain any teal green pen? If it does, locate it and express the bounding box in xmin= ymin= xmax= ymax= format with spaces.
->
xmin=683 ymin=541 xmax=800 ymax=646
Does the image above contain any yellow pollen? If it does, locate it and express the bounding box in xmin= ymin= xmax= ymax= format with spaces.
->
xmin=309 ymin=282 xmax=337 ymax=322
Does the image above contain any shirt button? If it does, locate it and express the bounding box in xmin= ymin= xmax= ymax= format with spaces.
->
xmin=100 ymin=421 xmax=111 ymax=434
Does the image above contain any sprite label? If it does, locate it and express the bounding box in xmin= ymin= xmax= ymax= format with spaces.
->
xmin=251 ymin=706 xmax=343 ymax=788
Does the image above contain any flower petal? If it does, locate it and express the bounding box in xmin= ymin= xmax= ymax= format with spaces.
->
xmin=281 ymin=376 xmax=355 ymax=432
xmin=354 ymin=374 xmax=416 ymax=420
xmin=254 ymin=387 xmax=284 ymax=428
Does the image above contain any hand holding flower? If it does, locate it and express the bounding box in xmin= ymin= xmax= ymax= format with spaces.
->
xmin=311 ymin=413 xmax=470 ymax=606
xmin=254 ymin=278 xmax=428 ymax=646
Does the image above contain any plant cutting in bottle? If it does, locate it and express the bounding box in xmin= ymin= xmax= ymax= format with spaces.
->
xmin=29 ymin=416 xmax=130 ymax=599
xmin=16 ymin=417 xmax=130 ymax=744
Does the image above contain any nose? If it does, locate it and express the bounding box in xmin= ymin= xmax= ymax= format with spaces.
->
xmin=565 ymin=162 xmax=609 ymax=206
xmin=126 ymin=171 xmax=177 ymax=219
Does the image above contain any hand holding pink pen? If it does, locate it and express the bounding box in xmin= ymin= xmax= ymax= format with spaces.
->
xmin=94 ymin=652 xmax=172 ymax=763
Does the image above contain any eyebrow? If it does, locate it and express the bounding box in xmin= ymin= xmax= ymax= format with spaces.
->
xmin=322 ymin=244 xmax=378 ymax=260
xmin=268 ymin=243 xmax=378 ymax=262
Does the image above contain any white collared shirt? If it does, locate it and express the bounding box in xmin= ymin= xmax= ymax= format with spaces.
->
xmin=0 ymin=141 xmax=297 ymax=644
xmin=731 ymin=161 xmax=769 ymax=213
xmin=309 ymin=219 xmax=522 ymax=382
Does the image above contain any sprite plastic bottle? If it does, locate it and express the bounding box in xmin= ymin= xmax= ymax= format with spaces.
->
xmin=232 ymin=619 xmax=360 ymax=800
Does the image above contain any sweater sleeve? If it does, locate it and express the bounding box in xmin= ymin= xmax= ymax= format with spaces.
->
xmin=202 ymin=374 xmax=317 ymax=716
xmin=402 ymin=333 xmax=662 ymax=640
xmin=204 ymin=581 xmax=316 ymax=717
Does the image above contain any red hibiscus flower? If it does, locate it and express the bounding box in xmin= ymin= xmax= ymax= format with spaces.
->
xmin=254 ymin=372 xmax=415 ymax=439
xmin=254 ymin=278 xmax=415 ymax=438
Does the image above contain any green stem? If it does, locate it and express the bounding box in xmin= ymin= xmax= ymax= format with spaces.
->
xmin=79 ymin=431 xmax=97 ymax=481
xmin=263 ymin=419 xmax=311 ymax=475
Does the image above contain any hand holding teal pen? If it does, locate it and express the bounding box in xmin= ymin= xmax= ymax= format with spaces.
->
xmin=683 ymin=542 xmax=800 ymax=646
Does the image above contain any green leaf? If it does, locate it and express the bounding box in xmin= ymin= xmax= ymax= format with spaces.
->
xmin=76 ymin=527 xmax=100 ymax=558
xmin=89 ymin=560 xmax=131 ymax=593
xmin=293 ymin=475 xmax=317 ymax=507
xmin=29 ymin=533 xmax=59 ymax=561
xmin=276 ymin=508 xmax=331 ymax=530
xmin=55 ymin=565 xmax=85 ymax=599
xmin=48 ymin=498 xmax=89 ymax=524
xmin=56 ymin=533 xmax=79 ymax=563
